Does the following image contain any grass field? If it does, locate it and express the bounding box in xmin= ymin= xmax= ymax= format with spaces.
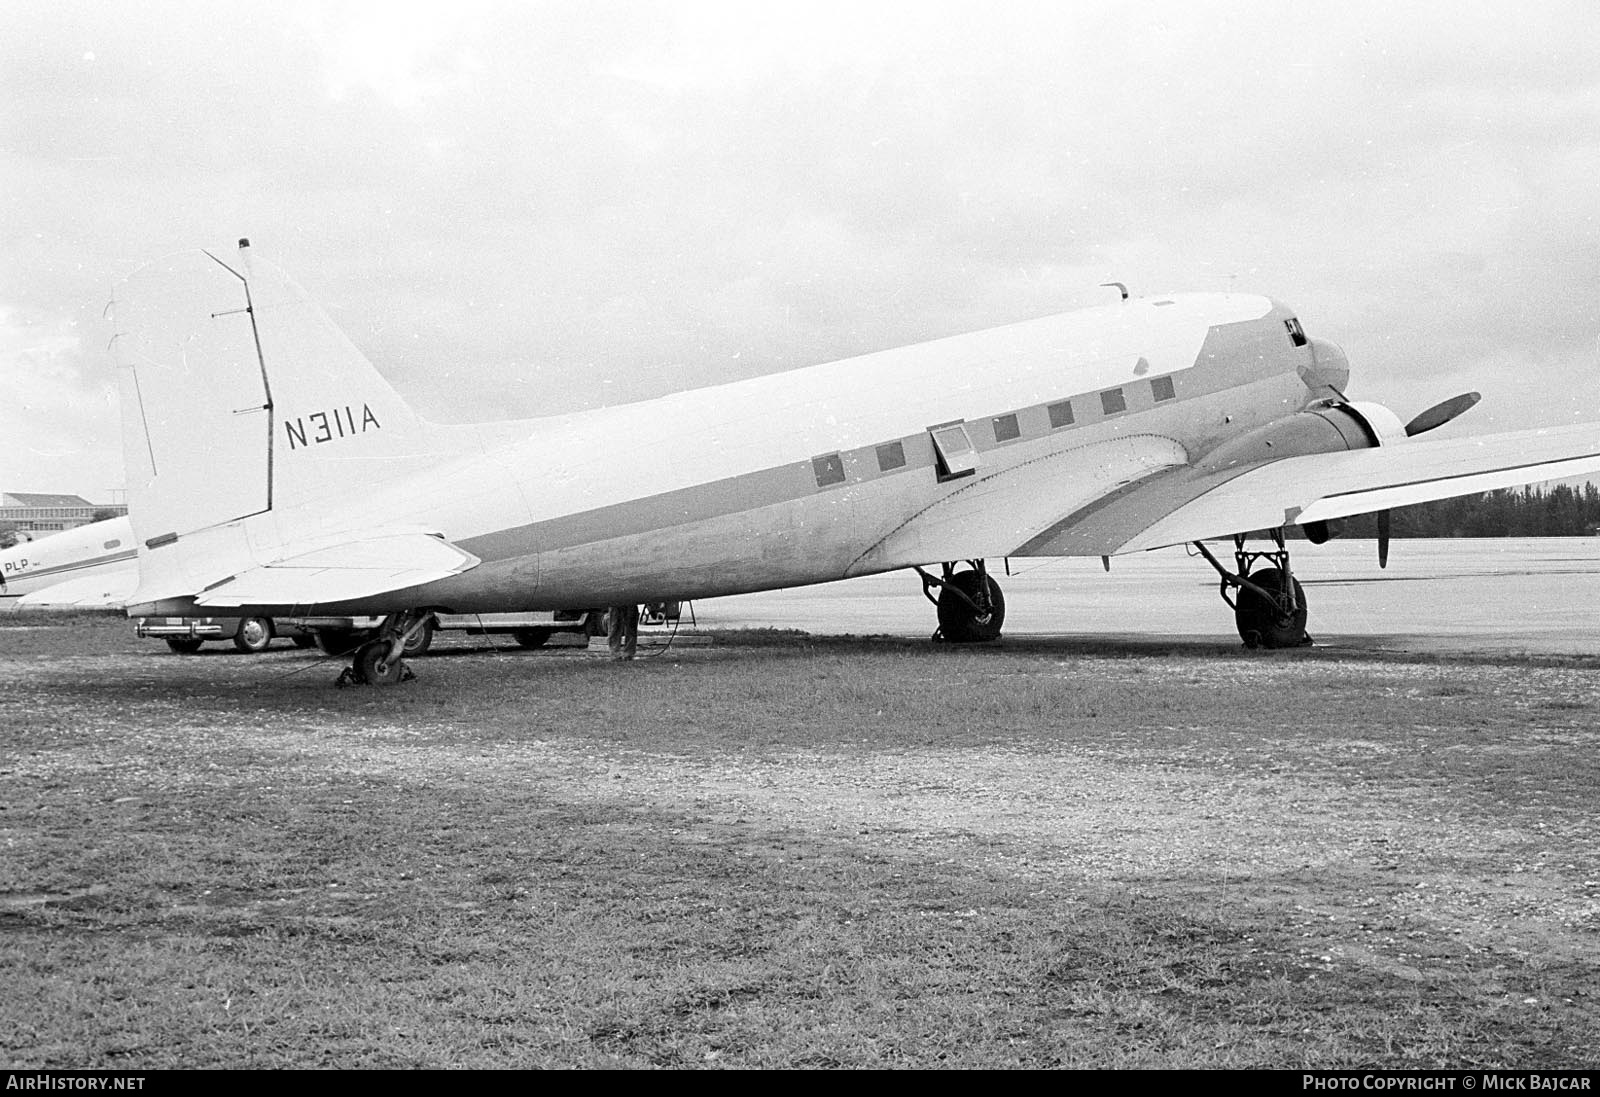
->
xmin=2 ymin=611 xmax=1598 ymax=1068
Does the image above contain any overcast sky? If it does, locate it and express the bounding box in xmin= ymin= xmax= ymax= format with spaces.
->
xmin=5 ymin=0 xmax=1599 ymax=500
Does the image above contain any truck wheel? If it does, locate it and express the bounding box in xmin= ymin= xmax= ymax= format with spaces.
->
xmin=403 ymin=616 xmax=436 ymax=656
xmin=233 ymin=616 xmax=273 ymax=653
xmin=165 ymin=636 xmax=204 ymax=655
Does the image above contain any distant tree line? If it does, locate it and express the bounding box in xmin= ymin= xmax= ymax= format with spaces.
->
xmin=1334 ymin=483 xmax=1600 ymax=539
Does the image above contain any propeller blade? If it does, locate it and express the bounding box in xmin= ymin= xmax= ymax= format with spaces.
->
xmin=1377 ymin=509 xmax=1391 ymax=569
xmin=1405 ymin=391 xmax=1481 ymax=437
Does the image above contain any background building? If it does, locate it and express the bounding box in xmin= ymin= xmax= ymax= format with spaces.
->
xmin=0 ymin=492 xmax=128 ymax=538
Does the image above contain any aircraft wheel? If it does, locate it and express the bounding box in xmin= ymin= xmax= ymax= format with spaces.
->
xmin=233 ymin=616 xmax=273 ymax=653
xmin=354 ymin=640 xmax=404 ymax=685
xmin=1234 ymin=568 xmax=1309 ymax=649
xmin=290 ymin=634 xmax=317 ymax=649
xmin=165 ymin=636 xmax=204 ymax=655
xmin=936 ymin=570 xmax=1006 ymax=642
xmin=513 ymin=627 xmax=551 ymax=649
xmin=403 ymin=616 xmax=435 ymax=656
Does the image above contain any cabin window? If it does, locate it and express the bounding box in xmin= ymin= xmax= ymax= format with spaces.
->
xmin=104 ymin=539 xmax=122 ymax=549
xmin=812 ymin=453 xmax=846 ymax=487
xmin=876 ymin=441 xmax=906 ymax=471
xmin=1151 ymin=376 xmax=1175 ymax=402
xmin=1285 ymin=317 xmax=1307 ymax=347
xmin=929 ymin=422 xmax=979 ymax=481
xmin=992 ymin=413 xmax=1020 ymax=442
xmin=1100 ymin=388 xmax=1127 ymax=415
xmin=1048 ymin=400 xmax=1075 ymax=428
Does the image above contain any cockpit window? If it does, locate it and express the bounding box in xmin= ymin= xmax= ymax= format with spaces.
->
xmin=1285 ymin=317 xmax=1307 ymax=347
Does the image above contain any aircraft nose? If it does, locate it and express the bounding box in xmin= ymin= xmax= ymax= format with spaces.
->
xmin=1299 ymin=337 xmax=1350 ymax=397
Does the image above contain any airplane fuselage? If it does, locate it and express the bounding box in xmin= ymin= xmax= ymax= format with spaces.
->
xmin=0 ymin=517 xmax=136 ymax=609
xmin=129 ymin=291 xmax=1319 ymax=616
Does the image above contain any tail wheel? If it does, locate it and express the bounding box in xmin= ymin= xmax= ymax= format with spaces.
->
xmin=1234 ymin=567 xmax=1309 ymax=648
xmin=233 ymin=616 xmax=273 ymax=654
xmin=165 ymin=636 xmax=204 ymax=655
xmin=936 ymin=570 xmax=1006 ymax=643
xmin=354 ymin=640 xmax=404 ymax=685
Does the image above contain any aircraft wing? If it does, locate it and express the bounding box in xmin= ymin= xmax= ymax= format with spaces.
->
xmin=16 ymin=567 xmax=140 ymax=609
xmin=1113 ymin=422 xmax=1600 ymax=554
xmin=192 ymin=532 xmax=480 ymax=608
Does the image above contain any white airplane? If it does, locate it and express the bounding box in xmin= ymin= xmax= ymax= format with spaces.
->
xmin=0 ymin=516 xmax=138 ymax=611
xmin=110 ymin=240 xmax=1600 ymax=684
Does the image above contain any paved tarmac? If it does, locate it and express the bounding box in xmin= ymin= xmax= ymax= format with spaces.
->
xmin=688 ymin=538 xmax=1600 ymax=657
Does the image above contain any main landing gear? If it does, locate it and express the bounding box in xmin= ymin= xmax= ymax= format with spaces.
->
xmin=335 ymin=609 xmax=431 ymax=686
xmin=1192 ymin=530 xmax=1312 ymax=649
xmin=916 ymin=559 xmax=1006 ymax=642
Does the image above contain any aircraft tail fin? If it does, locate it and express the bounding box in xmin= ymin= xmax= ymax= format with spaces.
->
xmin=114 ymin=241 xmax=433 ymax=551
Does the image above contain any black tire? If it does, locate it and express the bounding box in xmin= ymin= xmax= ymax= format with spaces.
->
xmin=314 ymin=629 xmax=369 ymax=657
xmin=165 ymin=636 xmax=204 ymax=655
xmin=354 ymin=640 xmax=404 ymax=685
xmin=513 ymin=627 xmax=552 ymax=649
xmin=1234 ymin=567 xmax=1309 ymax=649
xmin=583 ymin=611 xmax=607 ymax=637
xmin=403 ymin=616 xmax=435 ymax=656
xmin=936 ymin=570 xmax=1006 ymax=643
xmin=232 ymin=616 xmax=273 ymax=654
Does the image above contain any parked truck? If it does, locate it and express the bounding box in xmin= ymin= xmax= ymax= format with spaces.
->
xmin=135 ymin=614 xmax=315 ymax=654
xmin=138 ymin=609 xmax=606 ymax=655
xmin=138 ymin=604 xmax=682 ymax=655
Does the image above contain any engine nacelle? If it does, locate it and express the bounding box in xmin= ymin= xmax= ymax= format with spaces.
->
xmin=1196 ymin=400 xmax=1407 ymax=473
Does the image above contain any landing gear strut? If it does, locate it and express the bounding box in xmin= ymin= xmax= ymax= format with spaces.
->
xmin=1193 ymin=531 xmax=1312 ymax=649
xmin=336 ymin=609 xmax=430 ymax=686
xmin=916 ymin=559 xmax=1006 ymax=642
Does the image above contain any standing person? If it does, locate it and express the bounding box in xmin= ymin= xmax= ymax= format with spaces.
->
xmin=608 ymin=604 xmax=640 ymax=661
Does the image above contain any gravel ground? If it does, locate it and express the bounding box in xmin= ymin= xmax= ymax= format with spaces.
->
xmin=5 ymin=622 xmax=1599 ymax=1023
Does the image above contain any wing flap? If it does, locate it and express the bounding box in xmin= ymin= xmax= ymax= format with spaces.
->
xmin=194 ymin=532 xmax=480 ymax=608
xmin=1117 ymin=422 xmax=1600 ymax=553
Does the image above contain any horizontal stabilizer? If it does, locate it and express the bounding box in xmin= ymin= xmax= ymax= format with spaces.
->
xmin=1117 ymin=422 xmax=1600 ymax=553
xmin=17 ymin=569 xmax=140 ymax=609
xmin=194 ymin=532 xmax=480 ymax=608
